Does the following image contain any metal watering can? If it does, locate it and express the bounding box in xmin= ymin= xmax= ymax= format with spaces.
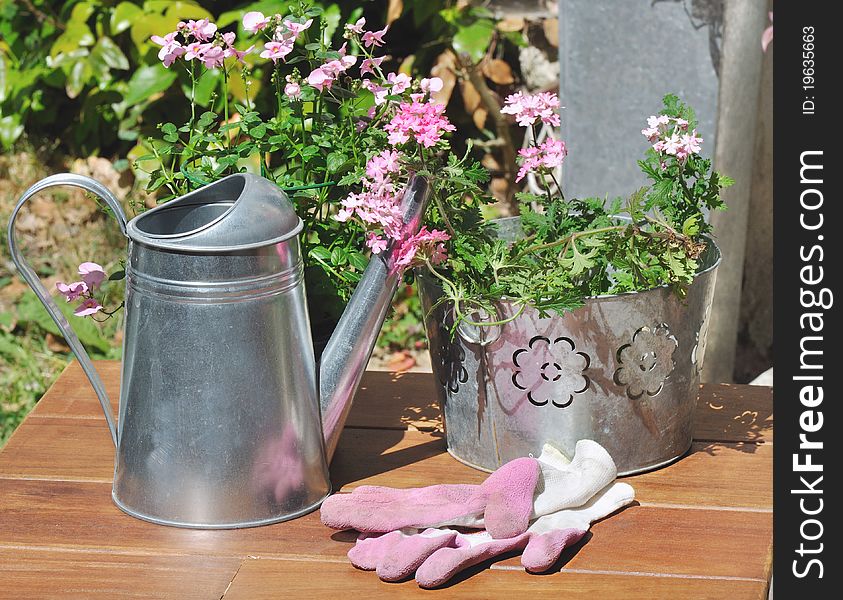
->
xmin=7 ymin=172 xmax=431 ymax=528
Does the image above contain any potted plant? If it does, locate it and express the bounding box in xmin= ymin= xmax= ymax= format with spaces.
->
xmin=415 ymin=93 xmax=732 ymax=475
xmin=128 ymin=4 xmax=471 ymax=353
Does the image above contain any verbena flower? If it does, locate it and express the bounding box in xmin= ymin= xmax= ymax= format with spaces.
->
xmin=642 ymin=115 xmax=703 ymax=161
xmin=515 ymin=138 xmax=567 ymax=182
xmin=384 ymin=101 xmax=455 ymax=148
xmin=500 ymin=91 xmax=561 ymax=127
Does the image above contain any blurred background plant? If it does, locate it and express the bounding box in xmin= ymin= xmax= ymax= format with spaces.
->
xmin=2 ymin=0 xmax=561 ymax=445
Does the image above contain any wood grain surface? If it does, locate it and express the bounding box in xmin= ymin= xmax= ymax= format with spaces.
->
xmin=0 ymin=360 xmax=773 ymax=599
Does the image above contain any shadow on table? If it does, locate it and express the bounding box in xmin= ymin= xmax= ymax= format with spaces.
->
xmin=329 ymin=428 xmax=446 ymax=490
xmin=693 ymin=383 xmax=773 ymax=456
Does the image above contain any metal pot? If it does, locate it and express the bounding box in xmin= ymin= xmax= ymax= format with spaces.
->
xmin=417 ymin=217 xmax=721 ymax=475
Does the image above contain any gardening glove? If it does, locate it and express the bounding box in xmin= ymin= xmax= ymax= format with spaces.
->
xmin=348 ymin=481 xmax=635 ymax=588
xmin=320 ymin=439 xmax=616 ymax=539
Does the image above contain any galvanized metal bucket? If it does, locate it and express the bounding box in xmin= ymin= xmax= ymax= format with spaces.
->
xmin=418 ymin=217 xmax=721 ymax=475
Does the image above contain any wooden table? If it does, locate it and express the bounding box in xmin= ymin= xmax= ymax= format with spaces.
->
xmin=0 ymin=361 xmax=772 ymax=599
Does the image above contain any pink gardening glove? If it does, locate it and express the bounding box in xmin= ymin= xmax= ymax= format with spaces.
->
xmin=321 ymin=440 xmax=617 ymax=540
xmin=347 ymin=482 xmax=635 ymax=588
xmin=321 ymin=456 xmax=540 ymax=539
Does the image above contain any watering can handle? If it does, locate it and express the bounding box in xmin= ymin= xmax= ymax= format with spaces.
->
xmin=6 ymin=173 xmax=128 ymax=448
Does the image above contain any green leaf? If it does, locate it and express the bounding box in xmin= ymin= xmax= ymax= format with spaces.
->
xmin=51 ymin=24 xmax=95 ymax=57
xmin=16 ymin=291 xmax=112 ymax=355
xmin=326 ymin=152 xmax=348 ymax=174
xmin=124 ymin=63 xmax=177 ymax=105
xmin=309 ymin=246 xmax=332 ymax=262
xmin=451 ymin=19 xmax=495 ymax=63
xmin=65 ymin=60 xmax=92 ymax=99
xmin=0 ymin=115 xmax=24 ymax=150
xmin=681 ymin=215 xmax=700 ymax=237
xmin=91 ymin=37 xmax=129 ymax=71
xmin=111 ymin=2 xmax=143 ymax=34
xmin=330 ymin=246 xmax=347 ymax=266
xmin=348 ymin=252 xmax=368 ymax=271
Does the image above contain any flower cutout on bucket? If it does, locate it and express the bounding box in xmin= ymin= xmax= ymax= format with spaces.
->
xmin=511 ymin=335 xmax=590 ymax=408
xmin=613 ymin=324 xmax=678 ymax=399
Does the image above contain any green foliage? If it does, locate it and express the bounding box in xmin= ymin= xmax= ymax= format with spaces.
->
xmin=423 ymin=95 xmax=731 ymax=332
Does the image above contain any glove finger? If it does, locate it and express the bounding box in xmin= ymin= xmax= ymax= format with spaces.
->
xmin=376 ymin=530 xmax=459 ymax=582
xmin=521 ymin=528 xmax=587 ymax=573
xmin=321 ymin=485 xmax=484 ymax=532
xmin=415 ymin=533 xmax=530 ymax=589
xmin=348 ymin=530 xmax=405 ymax=571
xmin=481 ymin=457 xmax=540 ymax=539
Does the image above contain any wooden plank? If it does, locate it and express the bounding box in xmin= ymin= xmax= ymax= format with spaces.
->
xmin=0 ymin=478 xmax=771 ymax=581
xmin=30 ymin=362 xmax=772 ymax=445
xmin=330 ymin=430 xmax=771 ymax=510
xmin=0 ymin=418 xmax=770 ymax=510
xmin=628 ymin=442 xmax=772 ymax=510
xmin=0 ymin=417 xmax=114 ymax=482
xmin=694 ymin=383 xmax=773 ymax=443
xmin=0 ymin=548 xmax=240 ymax=599
xmin=29 ymin=360 xmax=120 ymax=420
xmin=224 ymin=557 xmax=768 ymax=599
xmin=0 ymin=479 xmax=351 ymax=561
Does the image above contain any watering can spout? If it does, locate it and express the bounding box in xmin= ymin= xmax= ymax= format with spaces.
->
xmin=319 ymin=174 xmax=432 ymax=461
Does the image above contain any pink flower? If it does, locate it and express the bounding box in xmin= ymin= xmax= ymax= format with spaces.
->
xmin=362 ymin=26 xmax=388 ymax=48
xmin=661 ymin=133 xmax=682 ymax=156
xmin=515 ymin=138 xmax=567 ymax=182
xmin=345 ymin=17 xmax=366 ymax=35
xmin=181 ymin=18 xmax=217 ymax=41
xmin=384 ymin=101 xmax=455 ymax=148
xmin=421 ymin=77 xmax=444 ymax=93
xmin=184 ymin=42 xmax=206 ymax=61
xmin=366 ymin=233 xmax=388 ymax=254
xmin=387 ymin=72 xmax=412 ymax=94
xmin=56 ymin=281 xmax=88 ymax=302
xmin=284 ymin=76 xmax=301 ymax=98
xmin=359 ymin=56 xmax=385 ymax=77
xmin=282 ymin=18 xmax=313 ymax=37
xmin=261 ymin=40 xmax=294 ymax=63
xmin=78 ymin=262 xmax=106 ymax=289
xmin=74 ymin=298 xmax=103 ymax=317
xmin=365 ymin=149 xmax=402 ymax=182
xmin=762 ymin=12 xmax=773 ymax=52
xmin=501 ymin=91 xmax=561 ymax=127
xmin=646 ymin=115 xmax=670 ymax=129
xmin=150 ymin=32 xmax=185 ymax=67
xmin=680 ymin=130 xmax=703 ymax=156
xmin=641 ymin=127 xmax=660 ymax=142
xmin=362 ymin=79 xmax=389 ymax=104
xmin=308 ymin=50 xmax=357 ymax=91
xmin=394 ymin=227 xmax=450 ymax=269
xmin=199 ymin=44 xmax=226 ymax=68
xmin=221 ymin=32 xmax=253 ymax=62
xmin=243 ymin=11 xmax=270 ymax=33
